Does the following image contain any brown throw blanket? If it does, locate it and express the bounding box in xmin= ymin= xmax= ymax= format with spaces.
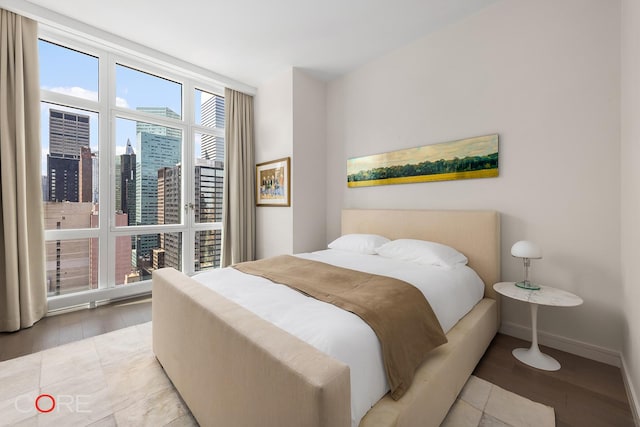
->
xmin=233 ymin=255 xmax=447 ymax=400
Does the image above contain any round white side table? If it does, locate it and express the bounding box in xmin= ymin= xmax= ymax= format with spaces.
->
xmin=493 ymin=282 xmax=583 ymax=371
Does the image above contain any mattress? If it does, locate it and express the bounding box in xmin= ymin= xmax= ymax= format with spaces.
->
xmin=192 ymin=249 xmax=485 ymax=427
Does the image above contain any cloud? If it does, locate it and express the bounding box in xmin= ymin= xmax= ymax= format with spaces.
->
xmin=48 ymin=86 xmax=98 ymax=101
xmin=116 ymin=97 xmax=129 ymax=108
xmin=45 ymin=86 xmax=129 ymax=108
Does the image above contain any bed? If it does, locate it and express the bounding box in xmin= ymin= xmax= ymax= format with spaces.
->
xmin=152 ymin=209 xmax=500 ymax=427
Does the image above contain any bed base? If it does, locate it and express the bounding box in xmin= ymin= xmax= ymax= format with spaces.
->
xmin=153 ymin=269 xmax=497 ymax=427
xmin=153 ymin=208 xmax=501 ymax=426
xmin=153 ymin=267 xmax=350 ymax=427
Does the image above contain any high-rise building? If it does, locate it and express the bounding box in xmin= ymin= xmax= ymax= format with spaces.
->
xmin=194 ymin=159 xmax=223 ymax=270
xmin=118 ymin=139 xmax=136 ymax=225
xmin=200 ymin=95 xmax=225 ymax=161
xmin=134 ymin=108 xmax=181 ymax=266
xmin=115 ymin=157 xmax=121 ymax=212
xmin=47 ymin=109 xmax=90 ymax=202
xmin=196 ymin=95 xmax=224 ymax=270
xmin=49 ymin=109 xmax=90 ymax=157
xmin=158 ymin=165 xmax=181 ymax=270
xmin=152 ymin=248 xmax=165 ymax=270
xmin=79 ymin=146 xmax=93 ymax=202
xmin=92 ymin=152 xmax=99 ymax=203
xmin=41 ymin=175 xmax=49 ymax=201
xmin=136 ymin=107 xmax=181 ymax=139
xmin=44 ymin=202 xmax=93 ymax=295
xmin=47 ymin=156 xmax=79 ymax=202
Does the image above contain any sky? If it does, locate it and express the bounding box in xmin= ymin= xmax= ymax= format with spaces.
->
xmin=38 ymin=40 xmax=213 ymax=174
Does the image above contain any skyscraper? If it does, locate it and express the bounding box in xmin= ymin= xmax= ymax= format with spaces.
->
xmin=79 ymin=146 xmax=93 ymax=202
xmin=196 ymin=94 xmax=225 ymax=270
xmin=118 ymin=139 xmax=136 ymax=225
xmin=134 ymin=107 xmax=181 ymax=267
xmin=47 ymin=109 xmax=90 ymax=202
xmin=92 ymin=153 xmax=99 ymax=203
xmin=194 ymin=159 xmax=223 ymax=270
xmin=158 ymin=165 xmax=181 ymax=270
xmin=41 ymin=175 xmax=49 ymax=201
xmin=44 ymin=202 xmax=93 ymax=295
xmin=200 ymin=95 xmax=225 ymax=161
xmin=115 ymin=157 xmax=121 ymax=212
xmin=136 ymin=107 xmax=181 ymax=138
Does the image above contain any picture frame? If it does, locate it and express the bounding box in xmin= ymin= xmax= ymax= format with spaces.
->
xmin=256 ymin=157 xmax=291 ymax=206
xmin=347 ymin=134 xmax=499 ymax=188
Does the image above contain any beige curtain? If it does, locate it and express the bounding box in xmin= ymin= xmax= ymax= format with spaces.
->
xmin=0 ymin=9 xmax=47 ymax=331
xmin=222 ymin=88 xmax=255 ymax=266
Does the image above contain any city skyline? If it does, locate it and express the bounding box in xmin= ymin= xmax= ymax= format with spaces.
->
xmin=43 ymin=101 xmax=225 ymax=294
xmin=39 ymin=40 xmax=226 ymax=295
xmin=46 ymin=108 xmax=90 ymax=203
xmin=39 ymin=39 xmax=221 ymax=174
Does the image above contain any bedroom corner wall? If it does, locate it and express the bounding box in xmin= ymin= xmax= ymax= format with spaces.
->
xmin=621 ymin=0 xmax=640 ymax=420
xmin=326 ymin=0 xmax=623 ymax=356
xmin=255 ymin=68 xmax=327 ymax=259
xmin=255 ymin=69 xmax=294 ymax=258
xmin=292 ymin=69 xmax=327 ymax=254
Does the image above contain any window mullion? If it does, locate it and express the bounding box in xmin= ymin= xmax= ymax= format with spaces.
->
xmin=111 ymin=106 xmax=186 ymax=130
xmin=182 ymin=81 xmax=193 ymax=276
xmin=40 ymin=89 xmax=101 ymax=112
xmin=101 ymin=51 xmax=114 ymax=289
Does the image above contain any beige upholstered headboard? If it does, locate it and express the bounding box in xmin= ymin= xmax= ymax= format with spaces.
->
xmin=342 ymin=209 xmax=501 ymax=301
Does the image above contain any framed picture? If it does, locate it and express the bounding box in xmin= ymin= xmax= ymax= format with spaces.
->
xmin=347 ymin=134 xmax=499 ymax=188
xmin=256 ymin=157 xmax=291 ymax=206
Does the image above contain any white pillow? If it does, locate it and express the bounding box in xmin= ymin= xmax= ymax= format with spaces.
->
xmin=327 ymin=234 xmax=390 ymax=255
xmin=375 ymin=239 xmax=468 ymax=268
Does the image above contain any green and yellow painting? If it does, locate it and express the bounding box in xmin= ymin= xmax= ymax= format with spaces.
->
xmin=347 ymin=134 xmax=499 ymax=188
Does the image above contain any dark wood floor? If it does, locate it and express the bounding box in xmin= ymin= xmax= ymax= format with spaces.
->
xmin=474 ymin=334 xmax=635 ymax=427
xmin=0 ymin=295 xmax=151 ymax=361
xmin=0 ymin=300 xmax=635 ymax=426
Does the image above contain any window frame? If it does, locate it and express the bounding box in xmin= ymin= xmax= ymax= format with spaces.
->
xmin=39 ymin=25 xmax=228 ymax=311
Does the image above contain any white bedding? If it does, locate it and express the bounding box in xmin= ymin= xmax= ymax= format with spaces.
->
xmin=192 ymin=249 xmax=484 ymax=427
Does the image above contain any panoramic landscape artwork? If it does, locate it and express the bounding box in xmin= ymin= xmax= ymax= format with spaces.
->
xmin=347 ymin=134 xmax=499 ymax=188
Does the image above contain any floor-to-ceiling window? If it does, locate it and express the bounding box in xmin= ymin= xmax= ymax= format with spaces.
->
xmin=39 ymin=30 xmax=226 ymax=310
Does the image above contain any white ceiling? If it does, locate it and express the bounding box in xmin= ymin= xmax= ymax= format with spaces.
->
xmin=23 ymin=0 xmax=497 ymax=88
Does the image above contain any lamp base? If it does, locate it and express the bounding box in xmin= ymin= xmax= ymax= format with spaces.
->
xmin=515 ymin=281 xmax=541 ymax=290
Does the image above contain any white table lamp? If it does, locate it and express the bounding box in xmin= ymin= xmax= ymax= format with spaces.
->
xmin=511 ymin=240 xmax=542 ymax=290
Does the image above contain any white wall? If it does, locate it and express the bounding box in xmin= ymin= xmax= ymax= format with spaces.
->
xmin=292 ymin=69 xmax=327 ymax=253
xmin=255 ymin=69 xmax=294 ymax=258
xmin=255 ymin=68 xmax=327 ymax=258
xmin=621 ymin=0 xmax=640 ymax=418
xmin=326 ymin=0 xmax=623 ymax=354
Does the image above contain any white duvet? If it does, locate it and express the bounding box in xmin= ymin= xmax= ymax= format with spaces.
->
xmin=192 ymin=249 xmax=484 ymax=427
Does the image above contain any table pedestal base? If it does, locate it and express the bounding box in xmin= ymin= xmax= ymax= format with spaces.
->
xmin=513 ymin=303 xmax=561 ymax=371
xmin=513 ymin=347 xmax=560 ymax=371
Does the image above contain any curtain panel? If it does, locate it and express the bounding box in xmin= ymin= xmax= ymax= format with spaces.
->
xmin=222 ymin=88 xmax=255 ymax=267
xmin=0 ymin=9 xmax=47 ymax=331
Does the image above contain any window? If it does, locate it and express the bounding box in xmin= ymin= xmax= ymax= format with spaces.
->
xmin=39 ymin=33 xmax=225 ymax=308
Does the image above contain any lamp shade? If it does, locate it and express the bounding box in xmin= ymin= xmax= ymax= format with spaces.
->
xmin=511 ymin=240 xmax=542 ymax=259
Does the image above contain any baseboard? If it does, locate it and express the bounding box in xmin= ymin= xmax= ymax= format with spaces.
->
xmin=47 ymin=282 xmax=152 ymax=312
xmin=499 ymin=321 xmax=621 ymax=367
xmin=621 ymin=355 xmax=640 ymax=426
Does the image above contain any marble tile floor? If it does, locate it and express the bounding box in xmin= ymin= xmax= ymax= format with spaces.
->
xmin=0 ymin=322 xmax=196 ymax=427
xmin=442 ymin=375 xmax=555 ymax=427
xmin=0 ymin=322 xmax=554 ymax=427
